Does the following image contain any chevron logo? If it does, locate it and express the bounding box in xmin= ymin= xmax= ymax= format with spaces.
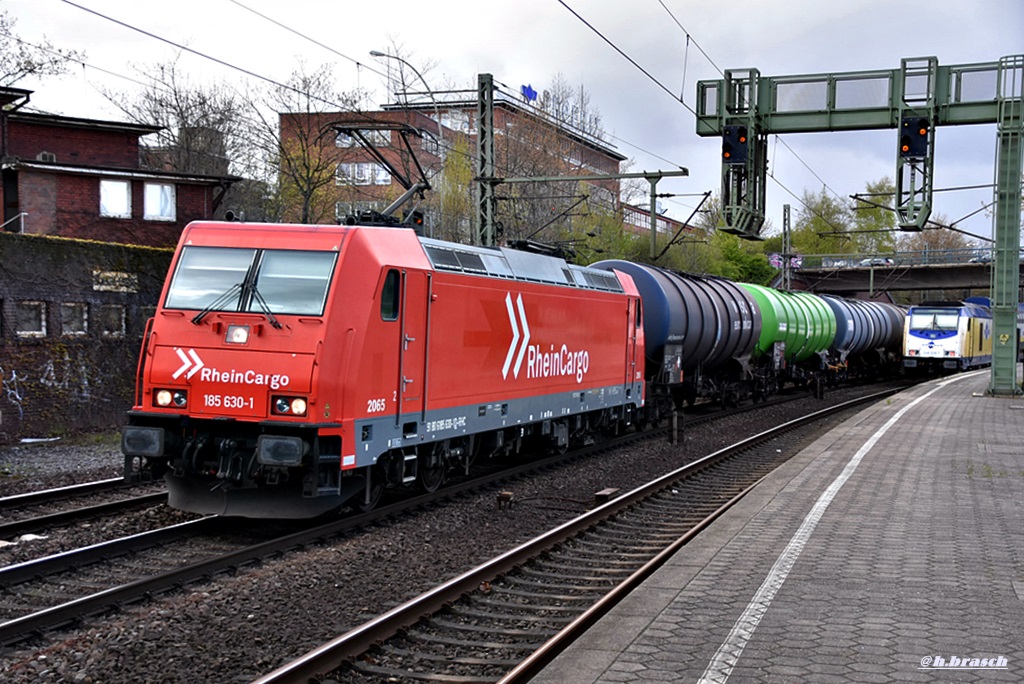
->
xmin=172 ymin=347 xmax=205 ymax=380
xmin=502 ymin=293 xmax=531 ymax=379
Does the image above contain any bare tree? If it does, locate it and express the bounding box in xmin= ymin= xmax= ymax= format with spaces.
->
xmin=99 ymin=56 xmax=280 ymax=221
xmin=250 ymin=62 xmax=369 ymax=224
xmin=102 ymin=58 xmax=242 ymax=176
xmin=0 ymin=8 xmax=83 ymax=87
xmin=491 ymin=76 xmax=614 ymax=244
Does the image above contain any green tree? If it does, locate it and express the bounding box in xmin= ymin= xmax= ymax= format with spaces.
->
xmin=789 ymin=187 xmax=854 ymax=256
xmin=850 ymin=177 xmax=897 ymax=254
xmin=710 ymin=230 xmax=775 ymax=284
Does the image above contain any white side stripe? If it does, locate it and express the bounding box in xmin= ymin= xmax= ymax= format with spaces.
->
xmin=513 ymin=294 xmax=530 ymax=378
xmin=502 ymin=293 xmax=520 ymax=380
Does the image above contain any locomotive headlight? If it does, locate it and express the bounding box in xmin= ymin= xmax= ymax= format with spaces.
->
xmin=272 ymin=396 xmax=308 ymax=416
xmin=225 ymin=324 xmax=250 ymax=345
xmin=155 ymin=389 xmax=188 ymax=408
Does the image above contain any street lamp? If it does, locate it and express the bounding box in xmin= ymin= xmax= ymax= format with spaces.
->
xmin=370 ymin=50 xmax=445 ymax=236
xmin=370 ymin=50 xmax=445 ymax=154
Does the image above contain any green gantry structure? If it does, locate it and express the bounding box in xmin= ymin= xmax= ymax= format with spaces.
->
xmin=696 ymin=56 xmax=1024 ymax=395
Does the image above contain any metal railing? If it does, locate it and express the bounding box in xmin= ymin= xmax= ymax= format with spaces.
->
xmin=798 ymin=247 xmax=1014 ymax=269
xmin=0 ymin=212 xmax=27 ymax=233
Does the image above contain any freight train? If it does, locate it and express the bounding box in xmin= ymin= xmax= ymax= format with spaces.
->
xmin=121 ymin=221 xmax=905 ymax=518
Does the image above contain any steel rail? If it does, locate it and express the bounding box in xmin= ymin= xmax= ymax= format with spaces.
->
xmin=253 ymin=387 xmax=901 ymax=684
xmin=0 ymin=517 xmax=218 ymax=586
xmin=0 ymin=428 xmax=657 ymax=647
xmin=0 ymin=478 xmax=127 ymax=510
xmin=0 ymin=492 xmax=168 ymax=539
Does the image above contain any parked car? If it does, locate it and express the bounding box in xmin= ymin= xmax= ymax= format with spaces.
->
xmin=859 ymin=257 xmax=894 ymax=267
xmin=969 ymin=252 xmax=992 ymax=263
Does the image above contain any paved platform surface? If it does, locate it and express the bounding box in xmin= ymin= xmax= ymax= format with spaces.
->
xmin=532 ymin=371 xmax=1024 ymax=683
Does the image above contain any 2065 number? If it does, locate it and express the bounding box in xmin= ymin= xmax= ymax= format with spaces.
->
xmin=366 ymin=398 xmax=387 ymax=413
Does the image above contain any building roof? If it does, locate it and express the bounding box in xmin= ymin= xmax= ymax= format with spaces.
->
xmin=0 ymin=85 xmax=32 ymax=110
xmin=4 ymin=158 xmax=241 ymax=184
xmin=382 ymin=91 xmax=627 ymax=162
xmin=6 ymin=110 xmax=162 ymax=137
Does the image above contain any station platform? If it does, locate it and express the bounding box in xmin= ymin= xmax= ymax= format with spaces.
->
xmin=532 ymin=371 xmax=1024 ymax=683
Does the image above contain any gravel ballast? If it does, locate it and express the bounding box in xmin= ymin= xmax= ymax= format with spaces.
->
xmin=0 ymin=387 xmax=890 ymax=683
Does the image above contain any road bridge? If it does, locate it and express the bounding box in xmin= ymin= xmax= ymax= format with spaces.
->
xmin=791 ymin=262 xmax=1001 ymax=295
xmin=778 ymin=249 xmax=1020 ymax=296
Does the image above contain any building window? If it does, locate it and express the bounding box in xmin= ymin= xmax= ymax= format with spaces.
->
xmin=441 ymin=110 xmax=471 ymax=134
xmin=96 ymin=304 xmax=125 ymax=338
xmin=61 ymin=302 xmax=88 ymax=336
xmin=16 ymin=301 xmax=47 ymax=337
xmin=336 ymin=162 xmax=391 ymax=186
xmin=422 ymin=135 xmax=440 ymax=156
xmin=336 ymin=201 xmax=388 ymax=222
xmin=100 ymin=179 xmax=132 ymax=218
xmin=336 ymin=130 xmax=390 ymax=148
xmin=144 ymin=183 xmax=176 ymax=221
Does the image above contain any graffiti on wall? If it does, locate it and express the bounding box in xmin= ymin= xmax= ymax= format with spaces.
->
xmin=1 ymin=365 xmax=26 ymax=420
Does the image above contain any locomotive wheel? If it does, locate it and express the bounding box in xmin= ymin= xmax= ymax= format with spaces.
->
xmin=357 ymin=464 xmax=385 ymax=512
xmin=418 ymin=442 xmax=447 ymax=493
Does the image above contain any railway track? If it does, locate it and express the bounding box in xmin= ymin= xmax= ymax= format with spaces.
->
xmin=253 ymin=387 xmax=903 ymax=684
xmin=0 ymin=388 xmax=810 ymax=648
xmin=0 ymin=426 xmax=636 ymax=647
xmin=0 ymin=382 xmax=913 ymax=661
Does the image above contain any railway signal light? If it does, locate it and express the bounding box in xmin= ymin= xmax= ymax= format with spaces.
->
xmin=899 ymin=116 xmax=930 ymax=158
xmin=722 ymin=125 xmax=748 ymax=165
xmin=403 ymin=209 xmax=425 ymax=233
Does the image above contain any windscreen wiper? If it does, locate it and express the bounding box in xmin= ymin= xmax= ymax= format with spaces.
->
xmin=249 ymin=286 xmax=283 ymax=329
xmin=192 ymin=283 xmax=243 ymax=325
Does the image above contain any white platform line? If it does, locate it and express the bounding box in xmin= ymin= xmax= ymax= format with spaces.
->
xmin=698 ymin=374 xmax=974 ymax=684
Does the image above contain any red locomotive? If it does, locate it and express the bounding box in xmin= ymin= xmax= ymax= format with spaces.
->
xmin=122 ymin=222 xmax=646 ymax=517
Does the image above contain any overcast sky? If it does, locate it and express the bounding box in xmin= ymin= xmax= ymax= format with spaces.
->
xmin=5 ymin=0 xmax=1023 ymax=244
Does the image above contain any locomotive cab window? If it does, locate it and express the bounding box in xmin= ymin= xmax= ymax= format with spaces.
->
xmin=909 ymin=309 xmax=958 ymax=331
xmin=380 ymin=269 xmax=400 ymax=321
xmin=251 ymin=250 xmax=336 ymax=315
xmin=165 ymin=246 xmax=337 ymax=316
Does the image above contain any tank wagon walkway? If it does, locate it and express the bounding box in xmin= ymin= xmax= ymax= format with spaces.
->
xmin=532 ymin=371 xmax=1024 ymax=683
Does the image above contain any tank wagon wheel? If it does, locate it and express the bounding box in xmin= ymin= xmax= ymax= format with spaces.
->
xmin=418 ymin=441 xmax=448 ymax=493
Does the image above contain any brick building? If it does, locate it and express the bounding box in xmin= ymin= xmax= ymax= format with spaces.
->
xmin=278 ymin=84 xmax=626 ymax=241
xmin=275 ymin=107 xmax=447 ymax=228
xmin=623 ymin=202 xmax=695 ymax=238
xmin=1 ymin=86 xmax=237 ymax=248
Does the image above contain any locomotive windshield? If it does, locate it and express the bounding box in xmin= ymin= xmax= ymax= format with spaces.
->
xmin=909 ymin=309 xmax=958 ymax=331
xmin=165 ymin=246 xmax=337 ymax=316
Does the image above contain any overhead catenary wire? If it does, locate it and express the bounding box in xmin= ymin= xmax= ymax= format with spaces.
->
xmin=58 ymin=0 xmax=355 ymax=112
xmin=53 ymin=0 xmax=702 ymax=222
xmin=555 ymin=0 xmax=850 ymax=233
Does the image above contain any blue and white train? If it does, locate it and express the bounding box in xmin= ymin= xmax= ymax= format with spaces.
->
xmin=902 ymin=300 xmax=993 ymax=372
